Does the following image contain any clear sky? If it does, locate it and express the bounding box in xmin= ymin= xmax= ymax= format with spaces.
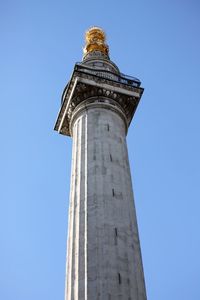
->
xmin=1 ymin=0 xmax=200 ymax=299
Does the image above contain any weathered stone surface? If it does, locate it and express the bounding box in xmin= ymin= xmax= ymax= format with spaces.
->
xmin=65 ymin=103 xmax=147 ymax=300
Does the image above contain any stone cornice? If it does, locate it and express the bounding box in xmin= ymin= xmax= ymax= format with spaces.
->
xmin=54 ymin=64 xmax=143 ymax=136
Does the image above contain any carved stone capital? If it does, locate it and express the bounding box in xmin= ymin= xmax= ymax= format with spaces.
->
xmin=54 ymin=63 xmax=143 ymax=136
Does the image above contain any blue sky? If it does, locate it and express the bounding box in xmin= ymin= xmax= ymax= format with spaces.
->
xmin=1 ymin=0 xmax=200 ymax=299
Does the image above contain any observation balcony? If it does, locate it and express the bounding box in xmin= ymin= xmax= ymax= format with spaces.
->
xmin=75 ymin=63 xmax=141 ymax=88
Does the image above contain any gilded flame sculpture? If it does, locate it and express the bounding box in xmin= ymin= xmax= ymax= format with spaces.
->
xmin=83 ymin=26 xmax=109 ymax=57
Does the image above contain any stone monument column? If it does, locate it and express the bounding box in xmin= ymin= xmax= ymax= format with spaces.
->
xmin=54 ymin=27 xmax=147 ymax=300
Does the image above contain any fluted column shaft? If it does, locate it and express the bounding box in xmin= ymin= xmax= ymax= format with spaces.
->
xmin=65 ymin=101 xmax=147 ymax=300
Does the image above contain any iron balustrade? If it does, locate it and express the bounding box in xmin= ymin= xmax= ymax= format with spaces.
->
xmin=75 ymin=63 xmax=141 ymax=88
